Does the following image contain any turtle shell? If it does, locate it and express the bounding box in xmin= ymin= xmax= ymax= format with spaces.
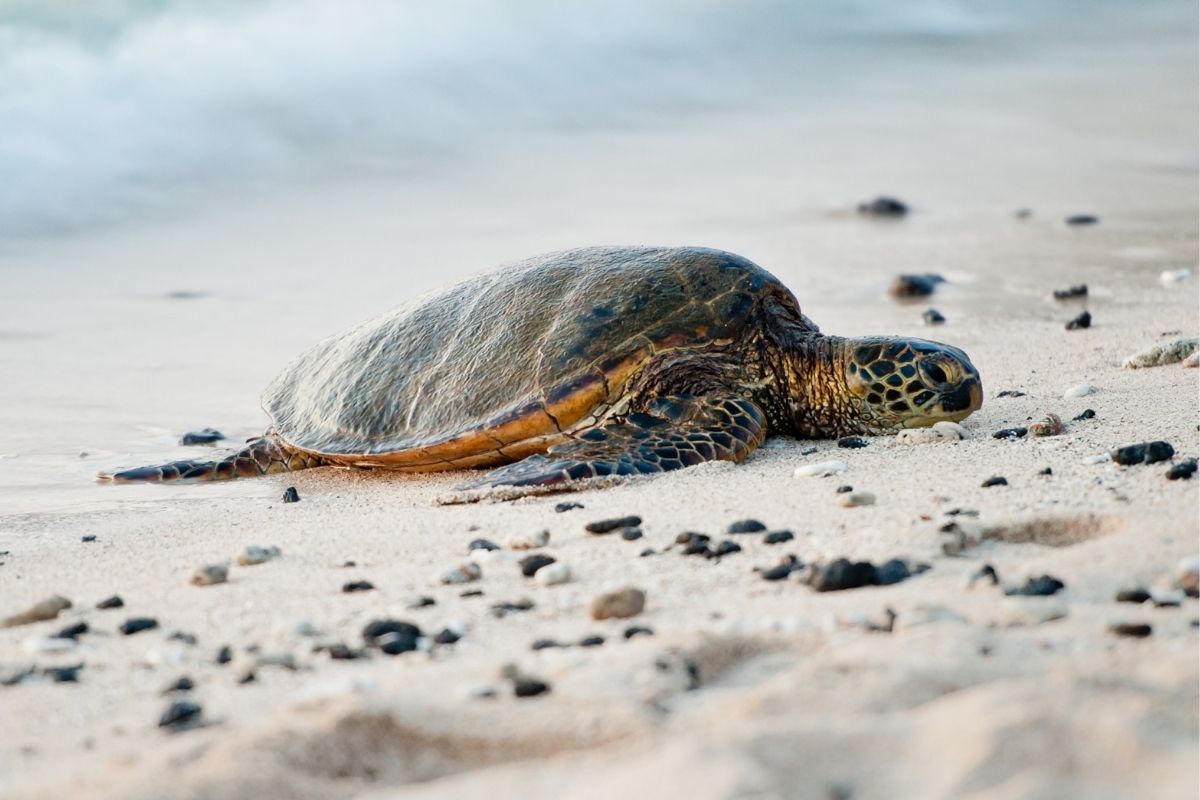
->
xmin=263 ymin=246 xmax=809 ymax=470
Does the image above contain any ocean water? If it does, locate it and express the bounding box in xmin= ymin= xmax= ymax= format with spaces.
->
xmin=0 ymin=0 xmax=1162 ymax=239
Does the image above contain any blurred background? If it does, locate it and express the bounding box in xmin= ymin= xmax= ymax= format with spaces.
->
xmin=0 ymin=0 xmax=1195 ymax=513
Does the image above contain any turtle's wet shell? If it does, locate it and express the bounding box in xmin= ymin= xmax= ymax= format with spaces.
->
xmin=263 ymin=246 xmax=810 ymax=470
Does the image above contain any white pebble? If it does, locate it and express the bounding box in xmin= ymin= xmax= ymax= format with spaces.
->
xmin=838 ymin=491 xmax=876 ymax=508
xmin=505 ymin=530 xmax=550 ymax=550
xmin=1122 ymin=337 xmax=1199 ymax=369
xmin=1160 ymin=268 xmax=1191 ymax=286
xmin=1177 ymin=556 xmax=1199 ymax=594
xmin=793 ymin=460 xmax=848 ymax=478
xmin=535 ymin=562 xmax=572 ymax=586
xmin=1083 ymin=453 xmax=1111 ymax=465
xmin=1149 ymin=587 xmax=1185 ymax=606
xmin=237 ymin=545 xmax=281 ymax=566
xmin=895 ymin=421 xmax=967 ymax=445
xmin=997 ymin=597 xmax=1068 ymax=627
xmin=438 ymin=562 xmax=482 ymax=585
xmin=468 ymin=547 xmax=513 ymax=564
xmin=22 ymin=636 xmax=77 ymax=655
xmin=1062 ymin=383 xmax=1098 ymax=398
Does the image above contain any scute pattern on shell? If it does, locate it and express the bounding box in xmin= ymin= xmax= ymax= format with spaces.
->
xmin=262 ymin=247 xmax=808 ymax=463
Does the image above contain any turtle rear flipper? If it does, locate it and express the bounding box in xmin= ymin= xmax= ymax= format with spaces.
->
xmin=461 ymin=394 xmax=766 ymax=490
xmin=98 ymin=435 xmax=323 ymax=483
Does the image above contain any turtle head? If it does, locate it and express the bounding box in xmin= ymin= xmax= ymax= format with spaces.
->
xmin=841 ymin=336 xmax=982 ymax=432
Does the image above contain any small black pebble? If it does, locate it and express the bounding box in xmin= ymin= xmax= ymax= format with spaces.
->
xmin=677 ymin=531 xmax=710 ymax=545
xmin=1015 ymin=208 xmax=1032 ymax=219
xmin=858 ymin=196 xmax=908 ymax=217
xmin=727 ymin=519 xmax=766 ymax=534
xmin=922 ymin=308 xmax=946 ymax=325
xmin=996 ymin=390 xmax=1026 ymax=398
xmin=1072 ymin=409 xmax=1096 ymax=421
xmin=379 ymin=637 xmax=419 ymax=655
xmin=763 ymin=530 xmax=795 ymax=545
xmin=874 ymin=559 xmax=913 ymax=586
xmin=1052 ymin=284 xmax=1088 ymax=300
xmin=1065 ymin=311 xmax=1091 ymax=330
xmin=981 ymin=476 xmax=1008 ymax=487
xmin=460 ymin=588 xmax=485 ymax=597
xmin=1006 ymin=575 xmax=1065 ymax=596
xmin=282 ymin=486 xmax=300 ymax=503
xmin=889 ymin=273 xmax=944 ymax=298
xmin=167 ymin=630 xmax=198 ymax=646
xmin=554 ymin=502 xmax=583 ymax=512
xmin=327 ymin=643 xmax=366 ymax=660
xmin=969 ymin=564 xmax=1000 ymax=586
xmin=945 ymin=508 xmax=979 ymax=517
xmin=1065 ymin=214 xmax=1099 ymax=226
xmin=810 ymin=559 xmax=878 ymax=592
xmin=407 ymin=596 xmax=436 ymax=609
xmin=81 ymin=535 xmax=96 ymax=543
xmin=342 ymin=580 xmax=375 ymax=593
xmin=1112 ymin=441 xmax=1175 ymax=466
xmin=120 ymin=617 xmax=158 ymax=636
xmin=838 ymin=436 xmax=868 ymax=449
xmin=490 ymin=599 xmax=535 ymax=618
xmin=158 ymin=700 xmax=202 ymax=729
xmin=1108 ymin=623 xmax=1152 ymax=638
xmin=468 ymin=538 xmax=500 ymax=552
xmin=342 ymin=560 xmax=357 ymax=568
xmin=362 ymin=620 xmax=422 ymax=655
xmin=579 ymin=635 xmax=605 ymax=647
xmin=620 ymin=527 xmax=644 ymax=541
xmin=180 ymin=428 xmax=224 ymax=445
xmin=43 ymin=665 xmax=83 ymax=683
xmin=531 ymin=639 xmax=562 ymax=650
xmin=215 ymin=645 xmax=233 ymax=665
xmin=713 ymin=540 xmax=742 ymax=557
xmin=836 ymin=485 xmax=853 ymax=494
xmin=519 ymin=554 xmax=556 ymax=577
xmin=162 ymin=676 xmax=195 ymax=694
xmin=992 ymin=428 xmax=1027 ymax=440
xmin=1037 ymin=467 xmax=1053 ymax=476
xmin=1115 ymin=588 xmax=1151 ymax=604
xmin=759 ymin=556 xmax=801 ymax=582
xmin=53 ymin=622 xmax=88 ymax=640
xmin=800 ymin=446 xmax=819 ymax=456
xmin=96 ymin=595 xmax=124 ymax=610
xmin=639 ymin=548 xmax=656 ymax=558
xmin=585 ymin=516 xmax=642 ymax=534
xmin=237 ymin=671 xmax=256 ymax=685
xmin=513 ymin=679 xmax=551 ymax=698
xmin=433 ymin=628 xmax=461 ymax=645
xmin=624 ymin=626 xmax=654 ymax=639
xmin=1166 ymin=458 xmax=1198 ymax=481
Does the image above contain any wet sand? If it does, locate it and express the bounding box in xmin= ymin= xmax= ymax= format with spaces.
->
xmin=1 ymin=3 xmax=1198 ymax=798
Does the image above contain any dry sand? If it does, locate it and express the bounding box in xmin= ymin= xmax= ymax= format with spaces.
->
xmin=1 ymin=4 xmax=1198 ymax=799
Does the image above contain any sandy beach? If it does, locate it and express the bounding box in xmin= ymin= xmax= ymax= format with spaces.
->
xmin=1 ymin=2 xmax=1197 ymax=799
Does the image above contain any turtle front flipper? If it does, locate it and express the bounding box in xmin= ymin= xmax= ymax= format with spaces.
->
xmin=461 ymin=394 xmax=766 ymax=490
xmin=98 ymin=434 xmax=324 ymax=483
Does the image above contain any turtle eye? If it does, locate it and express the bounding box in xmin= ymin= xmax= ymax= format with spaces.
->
xmin=919 ymin=359 xmax=955 ymax=387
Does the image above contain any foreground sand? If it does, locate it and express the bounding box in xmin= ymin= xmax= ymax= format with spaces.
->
xmin=2 ymin=215 xmax=1198 ymax=799
xmin=2 ymin=5 xmax=1199 ymax=797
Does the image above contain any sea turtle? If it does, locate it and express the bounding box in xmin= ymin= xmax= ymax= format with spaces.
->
xmin=101 ymin=247 xmax=982 ymax=490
